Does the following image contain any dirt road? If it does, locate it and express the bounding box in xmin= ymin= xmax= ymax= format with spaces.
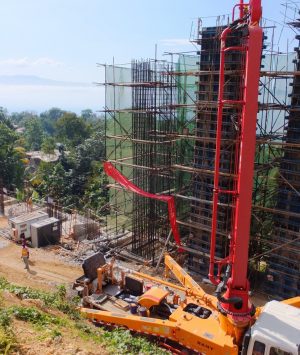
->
xmin=0 ymin=217 xmax=81 ymax=291
xmin=0 ymin=218 xmax=113 ymax=355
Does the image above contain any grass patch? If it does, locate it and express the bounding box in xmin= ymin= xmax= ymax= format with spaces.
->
xmin=10 ymin=306 xmax=65 ymax=327
xmin=50 ymin=328 xmax=62 ymax=339
xmin=102 ymin=329 xmax=168 ymax=355
xmin=0 ymin=277 xmax=79 ymax=319
xmin=0 ymin=326 xmax=16 ymax=355
xmin=0 ymin=277 xmax=169 ymax=354
xmin=74 ymin=323 xmax=168 ymax=354
xmin=74 ymin=321 xmax=104 ymax=344
xmin=0 ymin=309 xmax=11 ymax=328
xmin=0 ymin=304 xmax=16 ymax=354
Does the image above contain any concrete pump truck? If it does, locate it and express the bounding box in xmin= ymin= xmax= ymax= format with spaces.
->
xmin=80 ymin=1 xmax=300 ymax=353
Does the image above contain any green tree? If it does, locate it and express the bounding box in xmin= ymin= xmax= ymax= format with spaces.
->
xmin=34 ymin=162 xmax=71 ymax=204
xmin=30 ymin=161 xmax=54 ymax=187
xmin=0 ymin=107 xmax=14 ymax=129
xmin=55 ymin=113 xmax=90 ymax=147
xmin=40 ymin=107 xmax=65 ymax=136
xmin=0 ymin=122 xmax=25 ymax=189
xmin=66 ymin=132 xmax=106 ymax=208
xmin=24 ymin=117 xmax=44 ymax=150
xmin=30 ymin=128 xmax=107 ymax=213
xmin=41 ymin=136 xmax=56 ymax=154
xmin=47 ymin=163 xmax=70 ymax=202
xmin=73 ymin=132 xmax=105 ymax=170
xmin=83 ymin=163 xmax=109 ymax=214
xmin=10 ymin=111 xmax=36 ymax=127
xmin=81 ymin=109 xmax=94 ymax=121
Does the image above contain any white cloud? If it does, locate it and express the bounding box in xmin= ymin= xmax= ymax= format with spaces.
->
xmin=159 ymin=38 xmax=191 ymax=47
xmin=32 ymin=57 xmax=64 ymax=67
xmin=0 ymin=57 xmax=64 ymax=68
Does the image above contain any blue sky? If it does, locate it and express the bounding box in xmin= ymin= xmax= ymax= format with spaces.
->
xmin=0 ymin=0 xmax=297 ymax=113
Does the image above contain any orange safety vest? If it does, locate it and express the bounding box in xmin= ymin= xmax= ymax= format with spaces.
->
xmin=21 ymin=248 xmax=29 ymax=257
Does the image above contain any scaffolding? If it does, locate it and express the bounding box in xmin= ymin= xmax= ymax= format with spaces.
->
xmin=188 ymin=23 xmax=247 ymax=276
xmin=259 ymin=15 xmax=300 ymax=298
xmin=102 ymin=6 xmax=300 ymax=298
xmin=103 ymin=59 xmax=179 ymax=262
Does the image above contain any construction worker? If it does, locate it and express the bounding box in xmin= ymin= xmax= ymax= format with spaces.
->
xmin=20 ymin=232 xmax=25 ymax=245
xmin=21 ymin=242 xmax=30 ymax=271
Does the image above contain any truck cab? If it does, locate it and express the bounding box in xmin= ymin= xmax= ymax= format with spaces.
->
xmin=242 ymin=301 xmax=300 ymax=355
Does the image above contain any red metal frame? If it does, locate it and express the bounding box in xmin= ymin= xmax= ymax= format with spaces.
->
xmin=232 ymin=0 xmax=248 ymax=22
xmin=209 ymin=0 xmax=263 ymax=317
xmin=209 ymin=25 xmax=246 ymax=286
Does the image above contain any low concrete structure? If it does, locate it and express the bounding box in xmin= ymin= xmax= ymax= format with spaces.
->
xmin=31 ymin=217 xmax=61 ymax=248
xmin=9 ymin=211 xmax=49 ymax=241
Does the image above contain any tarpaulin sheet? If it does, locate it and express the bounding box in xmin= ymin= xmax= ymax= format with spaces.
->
xmin=104 ymin=162 xmax=182 ymax=251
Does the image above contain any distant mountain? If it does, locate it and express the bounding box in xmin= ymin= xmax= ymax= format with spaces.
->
xmin=0 ymin=75 xmax=91 ymax=87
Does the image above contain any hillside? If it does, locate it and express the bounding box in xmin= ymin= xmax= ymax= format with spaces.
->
xmin=0 ymin=217 xmax=168 ymax=355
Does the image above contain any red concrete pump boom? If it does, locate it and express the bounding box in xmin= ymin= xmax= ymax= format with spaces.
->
xmin=209 ymin=0 xmax=263 ymax=323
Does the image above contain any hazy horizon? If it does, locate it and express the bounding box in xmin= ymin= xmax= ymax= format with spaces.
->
xmin=0 ymin=74 xmax=104 ymax=114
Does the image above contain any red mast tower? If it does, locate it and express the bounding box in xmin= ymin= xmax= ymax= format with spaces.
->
xmin=209 ymin=0 xmax=263 ymax=326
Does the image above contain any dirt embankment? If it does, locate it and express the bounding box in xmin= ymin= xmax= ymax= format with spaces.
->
xmin=0 ymin=217 xmax=110 ymax=354
xmin=1 ymin=289 xmax=109 ymax=355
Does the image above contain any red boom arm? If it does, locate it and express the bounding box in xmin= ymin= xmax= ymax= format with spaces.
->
xmin=209 ymin=0 xmax=263 ymax=320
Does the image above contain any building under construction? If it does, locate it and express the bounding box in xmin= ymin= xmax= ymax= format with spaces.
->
xmin=102 ymin=9 xmax=300 ymax=299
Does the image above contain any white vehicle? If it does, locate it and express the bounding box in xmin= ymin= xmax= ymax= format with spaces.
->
xmin=242 ymin=301 xmax=300 ymax=355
